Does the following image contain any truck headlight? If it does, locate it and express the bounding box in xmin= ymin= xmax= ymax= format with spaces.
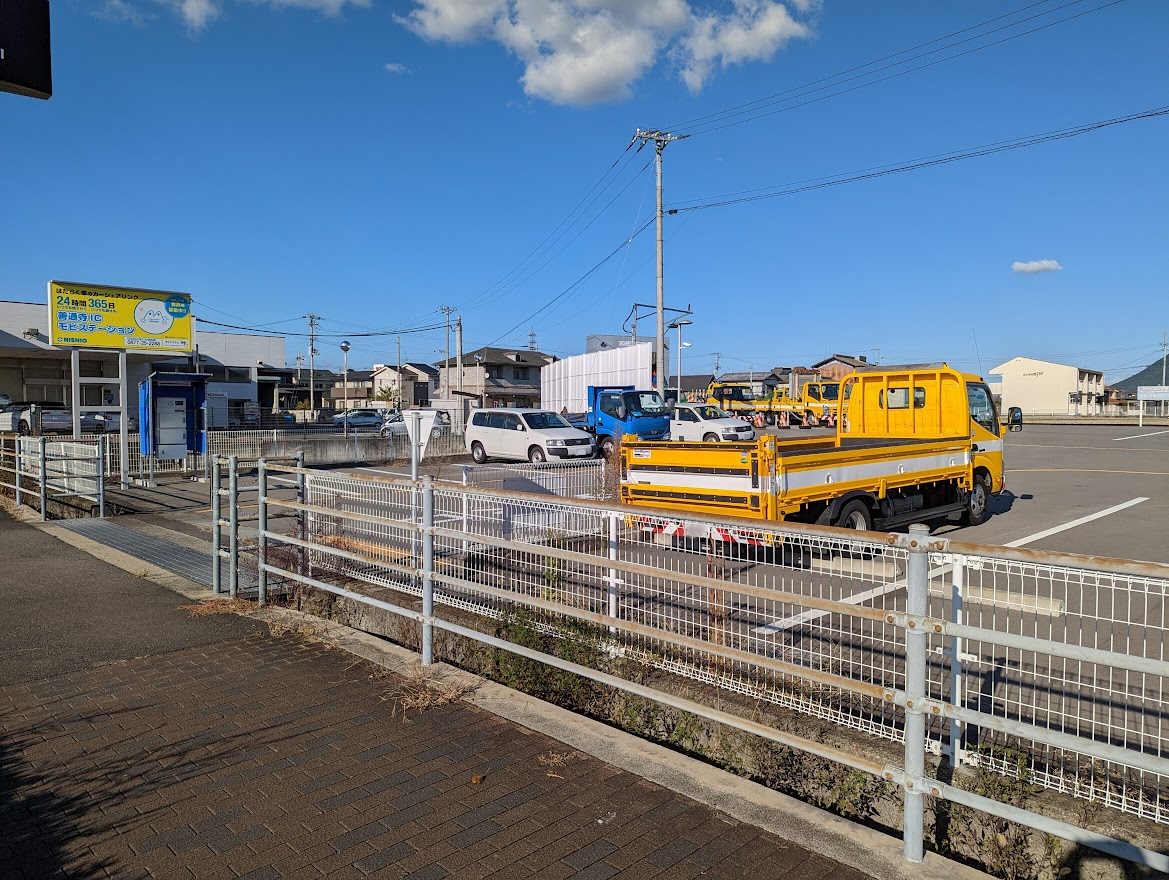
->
xmin=546 ymin=439 xmax=566 ymax=447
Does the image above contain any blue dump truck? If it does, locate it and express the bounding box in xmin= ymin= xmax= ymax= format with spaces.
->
xmin=566 ymin=385 xmax=671 ymax=457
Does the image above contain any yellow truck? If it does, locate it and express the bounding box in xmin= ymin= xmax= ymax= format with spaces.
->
xmin=706 ymin=380 xmax=841 ymax=427
xmin=624 ymin=365 xmax=1006 ymax=536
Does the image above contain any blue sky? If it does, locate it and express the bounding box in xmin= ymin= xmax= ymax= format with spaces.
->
xmin=2 ymin=0 xmax=1166 ymax=381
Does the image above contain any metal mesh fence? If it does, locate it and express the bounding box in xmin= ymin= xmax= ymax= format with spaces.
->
xmin=284 ymin=469 xmax=1167 ymax=824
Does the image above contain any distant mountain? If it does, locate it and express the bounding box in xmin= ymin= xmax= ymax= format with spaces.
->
xmin=1114 ymin=358 xmax=1168 ymax=392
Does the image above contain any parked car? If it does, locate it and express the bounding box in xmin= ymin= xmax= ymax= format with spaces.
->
xmin=0 ymin=401 xmax=99 ymax=435
xmin=465 ymin=408 xmax=594 ymax=464
xmin=667 ymin=403 xmax=756 ymax=443
xmin=92 ymin=411 xmax=140 ymax=433
xmin=379 ymin=410 xmax=448 ymax=439
xmin=331 ymin=408 xmax=385 ymax=430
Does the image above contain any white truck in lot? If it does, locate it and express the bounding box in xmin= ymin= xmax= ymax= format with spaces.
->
xmin=668 ymin=403 xmax=756 ymax=443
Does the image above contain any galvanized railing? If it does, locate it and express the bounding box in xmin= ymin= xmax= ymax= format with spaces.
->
xmin=221 ymin=460 xmax=1168 ymax=872
xmin=0 ymin=434 xmax=106 ymax=520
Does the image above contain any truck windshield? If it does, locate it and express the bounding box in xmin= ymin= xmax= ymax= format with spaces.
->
xmin=523 ymin=412 xmax=572 ymax=429
xmin=967 ymin=384 xmax=999 ymax=435
xmin=623 ymin=391 xmax=668 ymax=415
xmin=696 ymin=406 xmax=727 ymax=420
xmin=820 ymin=383 xmax=840 ymax=402
xmin=719 ymin=386 xmax=754 ymax=402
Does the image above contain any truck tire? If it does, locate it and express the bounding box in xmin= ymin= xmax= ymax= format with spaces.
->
xmin=529 ymin=445 xmax=546 ymax=464
xmin=961 ymin=471 xmax=992 ymax=527
xmin=471 ymin=441 xmax=487 ymax=464
xmin=836 ymin=499 xmax=874 ymax=532
xmin=18 ymin=420 xmax=30 ymax=436
xmin=599 ymin=436 xmax=615 ymax=458
xmin=703 ymin=433 xmax=719 ymax=443
xmin=765 ymin=413 xmax=776 ymax=427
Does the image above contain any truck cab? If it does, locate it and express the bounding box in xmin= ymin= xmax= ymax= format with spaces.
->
xmin=590 ymin=386 xmax=670 ymax=456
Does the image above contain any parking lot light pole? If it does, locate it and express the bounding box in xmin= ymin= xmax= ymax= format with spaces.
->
xmin=340 ymin=341 xmax=351 ymax=437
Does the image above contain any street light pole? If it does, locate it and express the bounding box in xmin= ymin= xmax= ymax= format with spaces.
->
xmin=340 ymin=341 xmax=351 ymax=437
xmin=669 ymin=319 xmax=692 ymax=399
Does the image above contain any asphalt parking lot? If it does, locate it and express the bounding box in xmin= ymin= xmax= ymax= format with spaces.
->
xmin=350 ymin=422 xmax=1168 ymax=566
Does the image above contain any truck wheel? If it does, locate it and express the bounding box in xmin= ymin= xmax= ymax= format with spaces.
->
xmin=765 ymin=413 xmax=776 ymax=427
xmin=599 ymin=436 xmax=615 ymax=458
xmin=18 ymin=420 xmax=30 ymax=436
xmin=961 ymin=472 xmax=992 ymax=526
xmin=529 ymin=445 xmax=546 ymax=464
xmin=471 ymin=442 xmax=487 ymax=464
xmin=836 ymin=499 xmax=873 ymax=532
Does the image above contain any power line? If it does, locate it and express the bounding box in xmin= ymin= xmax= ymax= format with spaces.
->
xmin=195 ymin=317 xmax=448 ymax=338
xmin=486 ymin=216 xmax=657 ymax=348
xmin=674 ymin=0 xmax=1128 ymax=137
xmin=670 ymin=106 xmax=1169 ymax=213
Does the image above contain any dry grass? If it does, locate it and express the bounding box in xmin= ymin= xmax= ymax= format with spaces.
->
xmin=384 ymin=666 xmax=475 ymax=721
xmin=537 ymin=749 xmax=577 ymax=778
xmin=179 ymin=598 xmax=255 ymax=616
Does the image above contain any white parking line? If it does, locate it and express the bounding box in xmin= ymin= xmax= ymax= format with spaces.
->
xmin=1003 ymin=497 xmax=1148 ymax=547
xmin=752 ymin=497 xmax=1148 ymax=635
xmin=1113 ymin=429 xmax=1169 ymax=441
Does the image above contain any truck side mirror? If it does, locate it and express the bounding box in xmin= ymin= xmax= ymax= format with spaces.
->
xmin=1007 ymin=407 xmax=1023 ymax=432
xmin=666 ymin=400 xmax=676 ymax=413
xmin=616 ymin=405 xmax=627 ymax=420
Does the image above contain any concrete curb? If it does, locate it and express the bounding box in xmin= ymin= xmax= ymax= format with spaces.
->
xmin=25 ymin=501 xmax=991 ymax=880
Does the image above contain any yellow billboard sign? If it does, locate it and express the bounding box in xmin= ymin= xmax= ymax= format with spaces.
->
xmin=48 ymin=281 xmax=194 ymax=353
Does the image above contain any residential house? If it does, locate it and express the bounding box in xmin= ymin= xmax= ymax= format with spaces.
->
xmin=437 ymin=348 xmax=557 ymax=408
xmin=668 ymin=373 xmax=714 ymax=403
xmin=810 ymin=354 xmax=872 ymax=381
xmin=370 ymin=363 xmax=438 ymax=408
xmin=330 ymin=369 xmax=376 ymax=409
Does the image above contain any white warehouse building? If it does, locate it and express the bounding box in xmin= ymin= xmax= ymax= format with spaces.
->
xmin=990 ymin=356 xmax=1105 ymax=415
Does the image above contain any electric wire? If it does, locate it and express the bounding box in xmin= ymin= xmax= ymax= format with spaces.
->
xmin=670 ymin=106 xmax=1169 ymax=213
xmin=677 ymin=0 xmax=1127 ymax=136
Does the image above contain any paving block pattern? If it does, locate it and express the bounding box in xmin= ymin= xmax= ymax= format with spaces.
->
xmin=0 ymin=634 xmax=873 ymax=879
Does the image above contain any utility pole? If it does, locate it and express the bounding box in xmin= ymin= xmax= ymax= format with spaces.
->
xmin=396 ymin=335 xmax=402 ymax=409
xmin=527 ymin=329 xmax=537 ymax=351
xmin=438 ymin=305 xmax=456 ymax=397
xmin=632 ymin=127 xmax=687 ymax=395
xmin=304 ymin=313 xmax=320 ymax=411
xmin=712 ymin=352 xmax=723 ymax=375
xmin=456 ymin=316 xmax=464 ymax=429
xmin=1161 ymin=331 xmax=1167 ymax=386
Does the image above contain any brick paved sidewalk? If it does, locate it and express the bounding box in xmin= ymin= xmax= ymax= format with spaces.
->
xmin=1 ymin=632 xmax=873 ymax=880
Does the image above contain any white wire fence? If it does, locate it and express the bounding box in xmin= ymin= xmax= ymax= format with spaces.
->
xmin=0 ymin=435 xmax=105 ymax=519
xmin=243 ymin=464 xmax=1167 ymax=856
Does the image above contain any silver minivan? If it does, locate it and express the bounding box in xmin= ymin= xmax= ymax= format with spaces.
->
xmin=466 ymin=408 xmax=594 ymax=464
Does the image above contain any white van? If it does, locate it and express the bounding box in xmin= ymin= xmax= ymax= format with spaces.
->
xmin=466 ymin=408 xmax=595 ymax=464
xmin=668 ymin=403 xmax=756 ymax=442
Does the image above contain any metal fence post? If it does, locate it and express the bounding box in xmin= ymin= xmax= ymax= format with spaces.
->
xmin=421 ymin=475 xmax=435 ymax=665
xmin=460 ymin=467 xmax=470 ymax=558
xmin=295 ymin=450 xmax=306 ymax=575
xmin=228 ymin=455 xmax=239 ymax=598
xmin=903 ymin=522 xmax=930 ymax=863
xmin=97 ymin=435 xmax=106 ymax=518
xmin=14 ymin=438 xmax=22 ymax=506
xmin=257 ymin=459 xmax=268 ymax=606
xmin=272 ymin=429 xmax=278 ymax=458
xmin=211 ymin=457 xmax=222 ymax=594
xmin=607 ymin=511 xmax=619 ymax=631
xmin=949 ymin=554 xmax=966 ymax=766
xmin=38 ymin=437 xmax=47 ymax=521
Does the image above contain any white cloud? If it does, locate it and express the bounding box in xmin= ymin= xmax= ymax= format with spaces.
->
xmin=95 ymin=0 xmax=150 ymax=24
xmin=680 ymin=0 xmax=809 ymax=93
xmin=1012 ymin=259 xmax=1063 ymax=274
xmin=155 ymin=0 xmax=368 ymax=31
xmin=384 ymin=62 xmax=411 ymax=74
xmin=400 ymin=0 xmax=815 ymax=105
